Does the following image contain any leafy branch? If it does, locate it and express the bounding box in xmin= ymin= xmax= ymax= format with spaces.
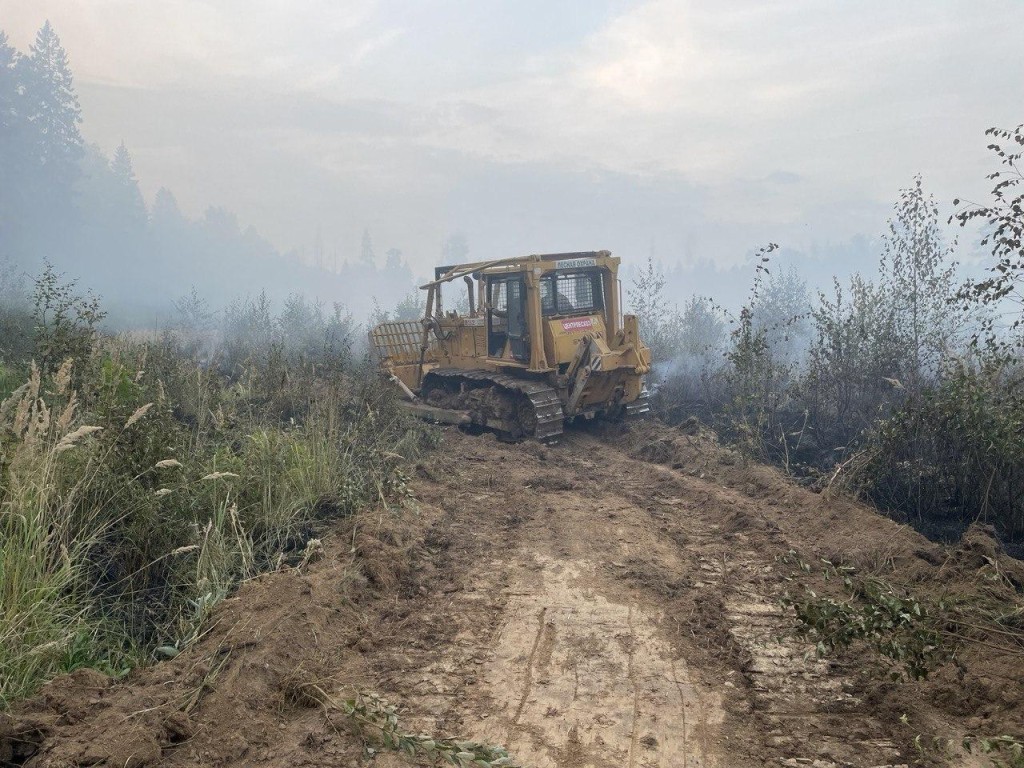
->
xmin=781 ymin=553 xmax=1024 ymax=681
xmin=297 ymin=685 xmax=521 ymax=767
xmin=781 ymin=556 xmax=946 ymax=680
xmin=963 ymin=734 xmax=1024 ymax=768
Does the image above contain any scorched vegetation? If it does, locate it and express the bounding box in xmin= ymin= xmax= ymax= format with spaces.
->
xmin=640 ymin=126 xmax=1024 ymax=552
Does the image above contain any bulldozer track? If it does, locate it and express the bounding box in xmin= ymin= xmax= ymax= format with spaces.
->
xmin=426 ymin=368 xmax=566 ymax=440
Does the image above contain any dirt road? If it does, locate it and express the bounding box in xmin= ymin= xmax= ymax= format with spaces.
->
xmin=4 ymin=422 xmax=1022 ymax=767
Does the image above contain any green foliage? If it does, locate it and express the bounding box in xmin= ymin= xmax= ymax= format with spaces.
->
xmin=856 ymin=362 xmax=1024 ymax=539
xmin=0 ymin=361 xmax=137 ymax=704
xmin=219 ymin=291 xmax=356 ymax=380
xmin=880 ymin=176 xmax=961 ymax=387
xmin=722 ymin=304 xmax=778 ymax=456
xmin=30 ymin=263 xmax=106 ymax=375
xmin=646 ymin=166 xmax=1024 ymax=548
xmin=678 ymin=294 xmax=728 ymax=363
xmin=628 ymin=252 xmax=677 ymax=366
xmin=781 ymin=557 xmax=948 ymax=681
xmin=392 ymin=291 xmax=425 ymax=321
xmin=750 ymin=264 xmax=811 ymax=365
xmin=799 ymin=181 xmax=963 ymax=466
xmin=303 ymin=687 xmax=520 ymax=767
xmin=715 ymin=244 xmax=810 ymax=464
xmin=0 ymin=285 xmax=433 ymax=706
xmin=964 ymin=735 xmax=1024 ymax=768
xmin=650 ymin=294 xmax=727 ymax=423
xmin=953 ymin=124 xmax=1024 ymax=351
xmin=0 ymin=260 xmax=33 ymax=366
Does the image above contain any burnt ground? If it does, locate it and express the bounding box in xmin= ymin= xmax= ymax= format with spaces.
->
xmin=3 ymin=421 xmax=1023 ymax=767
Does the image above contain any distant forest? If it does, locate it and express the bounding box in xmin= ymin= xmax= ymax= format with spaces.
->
xmin=0 ymin=22 xmax=424 ymax=323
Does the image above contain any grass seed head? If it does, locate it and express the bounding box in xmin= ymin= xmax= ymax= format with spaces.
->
xmin=55 ymin=391 xmax=78 ymax=433
xmin=201 ymin=471 xmax=239 ymax=481
xmin=125 ymin=402 xmax=154 ymax=428
xmin=53 ymin=359 xmax=73 ymax=395
xmin=54 ymin=425 xmax=103 ymax=453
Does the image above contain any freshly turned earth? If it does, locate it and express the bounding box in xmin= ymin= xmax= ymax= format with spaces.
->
xmin=4 ymin=422 xmax=1022 ymax=767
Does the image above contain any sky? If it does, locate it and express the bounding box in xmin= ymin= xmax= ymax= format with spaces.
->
xmin=4 ymin=0 xmax=1023 ymax=285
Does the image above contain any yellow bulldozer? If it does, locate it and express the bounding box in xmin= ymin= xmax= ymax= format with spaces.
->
xmin=370 ymin=250 xmax=651 ymax=440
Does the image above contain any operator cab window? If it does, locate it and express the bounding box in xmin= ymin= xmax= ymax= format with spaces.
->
xmin=541 ymin=270 xmax=603 ymax=316
xmin=491 ymin=280 xmax=507 ymax=321
xmin=487 ymin=275 xmax=528 ymax=360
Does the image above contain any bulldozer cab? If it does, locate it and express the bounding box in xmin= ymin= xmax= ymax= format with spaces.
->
xmin=539 ymin=269 xmax=604 ymax=318
xmin=480 ymin=258 xmax=612 ymax=367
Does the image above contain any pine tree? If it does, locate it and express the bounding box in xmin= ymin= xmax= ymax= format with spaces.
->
xmin=0 ymin=30 xmax=20 ymax=136
xmin=0 ymin=31 xmax=24 ymax=228
xmin=110 ymin=140 xmax=146 ymax=224
xmin=151 ymin=187 xmax=183 ymax=229
xmin=360 ymin=228 xmax=375 ymax=265
xmin=25 ymin=21 xmax=82 ymax=212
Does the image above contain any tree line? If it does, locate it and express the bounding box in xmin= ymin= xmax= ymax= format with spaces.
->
xmin=0 ymin=22 xmax=422 ymax=323
xmin=636 ymin=130 xmax=1024 ymax=550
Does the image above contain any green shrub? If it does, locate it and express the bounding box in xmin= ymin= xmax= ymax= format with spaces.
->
xmin=855 ymin=363 xmax=1024 ymax=542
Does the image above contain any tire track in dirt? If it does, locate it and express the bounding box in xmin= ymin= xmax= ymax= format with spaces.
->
xmin=470 ymin=556 xmax=722 ymax=767
xmin=511 ymin=607 xmax=548 ymax=730
xmin=385 ymin=427 xmax=907 ymax=766
xmin=625 ymin=606 xmax=641 ymax=768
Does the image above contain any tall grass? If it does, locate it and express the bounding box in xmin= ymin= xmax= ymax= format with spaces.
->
xmin=0 ymin=362 xmax=113 ymax=702
xmin=0 ymin=292 xmax=433 ymax=707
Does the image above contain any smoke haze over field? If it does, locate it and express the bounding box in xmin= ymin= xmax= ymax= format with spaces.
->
xmin=2 ymin=1 xmax=1023 ymax=316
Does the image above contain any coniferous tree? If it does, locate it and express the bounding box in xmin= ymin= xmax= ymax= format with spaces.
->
xmin=442 ymin=232 xmax=468 ymax=264
xmin=0 ymin=31 xmax=22 ymax=152
xmin=151 ymin=187 xmax=184 ymax=229
xmin=385 ymin=247 xmax=403 ymax=271
xmin=26 ymin=22 xmax=82 ymax=166
xmin=0 ymin=31 xmax=24 ymax=238
xmin=0 ymin=31 xmax=18 ymax=118
xmin=360 ymin=228 xmax=376 ymax=265
xmin=23 ymin=21 xmax=82 ymax=242
xmin=110 ymin=141 xmax=146 ymax=226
